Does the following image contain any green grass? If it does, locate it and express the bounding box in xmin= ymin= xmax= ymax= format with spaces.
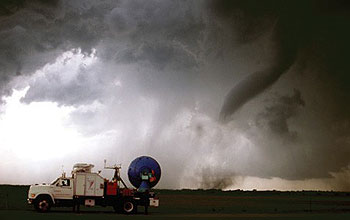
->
xmin=1 ymin=185 xmax=350 ymax=219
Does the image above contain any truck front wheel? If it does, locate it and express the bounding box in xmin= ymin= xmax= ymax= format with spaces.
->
xmin=122 ymin=199 xmax=137 ymax=214
xmin=34 ymin=196 xmax=52 ymax=212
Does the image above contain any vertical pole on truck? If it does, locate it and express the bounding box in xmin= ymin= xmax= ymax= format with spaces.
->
xmin=104 ymin=160 xmax=128 ymax=188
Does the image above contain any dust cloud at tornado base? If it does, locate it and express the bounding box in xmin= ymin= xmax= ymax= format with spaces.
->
xmin=0 ymin=0 xmax=350 ymax=190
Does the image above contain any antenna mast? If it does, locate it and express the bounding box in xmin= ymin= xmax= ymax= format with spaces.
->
xmin=104 ymin=159 xmax=128 ymax=188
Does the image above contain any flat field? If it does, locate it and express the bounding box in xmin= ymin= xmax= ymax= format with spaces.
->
xmin=1 ymin=185 xmax=350 ymax=219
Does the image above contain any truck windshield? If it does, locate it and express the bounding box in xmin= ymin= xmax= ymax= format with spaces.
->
xmin=51 ymin=178 xmax=59 ymax=185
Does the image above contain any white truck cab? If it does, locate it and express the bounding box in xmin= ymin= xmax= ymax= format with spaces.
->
xmin=27 ymin=175 xmax=74 ymax=210
xmin=50 ymin=177 xmax=74 ymax=199
xmin=27 ymin=163 xmax=103 ymax=212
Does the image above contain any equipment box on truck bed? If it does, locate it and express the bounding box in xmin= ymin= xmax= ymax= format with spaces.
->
xmin=73 ymin=173 xmax=104 ymax=197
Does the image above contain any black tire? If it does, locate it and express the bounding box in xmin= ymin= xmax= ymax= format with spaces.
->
xmin=34 ymin=195 xmax=52 ymax=212
xmin=122 ymin=199 xmax=137 ymax=214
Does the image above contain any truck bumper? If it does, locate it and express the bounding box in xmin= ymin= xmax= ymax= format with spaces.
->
xmin=27 ymin=198 xmax=33 ymax=204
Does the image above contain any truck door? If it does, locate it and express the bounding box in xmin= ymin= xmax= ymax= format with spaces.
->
xmin=75 ymin=174 xmax=85 ymax=196
xmin=52 ymin=178 xmax=73 ymax=199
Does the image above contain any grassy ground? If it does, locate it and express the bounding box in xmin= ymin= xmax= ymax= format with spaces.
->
xmin=1 ymin=185 xmax=350 ymax=219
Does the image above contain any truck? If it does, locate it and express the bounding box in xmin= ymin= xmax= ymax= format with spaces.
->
xmin=27 ymin=156 xmax=161 ymax=214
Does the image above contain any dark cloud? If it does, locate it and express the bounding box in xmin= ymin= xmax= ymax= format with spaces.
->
xmin=0 ymin=0 xmax=350 ymax=189
xmin=212 ymin=0 xmax=350 ymax=183
xmin=217 ymin=0 xmax=350 ymax=121
xmin=0 ymin=0 xmax=109 ymax=99
xmin=256 ymin=89 xmax=305 ymax=140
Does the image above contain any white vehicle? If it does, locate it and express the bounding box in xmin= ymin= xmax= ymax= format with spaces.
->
xmin=27 ymin=157 xmax=161 ymax=214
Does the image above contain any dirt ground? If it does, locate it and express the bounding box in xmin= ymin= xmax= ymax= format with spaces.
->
xmin=1 ymin=186 xmax=350 ymax=219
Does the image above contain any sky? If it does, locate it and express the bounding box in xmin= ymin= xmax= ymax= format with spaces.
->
xmin=0 ymin=0 xmax=350 ymax=191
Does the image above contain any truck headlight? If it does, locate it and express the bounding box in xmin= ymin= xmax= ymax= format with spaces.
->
xmin=30 ymin=193 xmax=36 ymax=198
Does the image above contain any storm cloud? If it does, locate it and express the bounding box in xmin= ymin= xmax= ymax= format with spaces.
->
xmin=0 ymin=0 xmax=350 ymax=189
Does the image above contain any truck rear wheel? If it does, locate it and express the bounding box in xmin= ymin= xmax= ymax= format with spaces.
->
xmin=122 ymin=199 xmax=136 ymax=214
xmin=34 ymin=196 xmax=52 ymax=212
